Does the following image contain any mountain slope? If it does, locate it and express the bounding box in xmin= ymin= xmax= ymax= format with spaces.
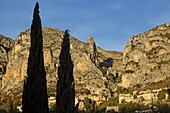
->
xmin=1 ymin=27 xmax=123 ymax=96
xmin=122 ymin=22 xmax=170 ymax=87
xmin=0 ymin=35 xmax=14 ymax=87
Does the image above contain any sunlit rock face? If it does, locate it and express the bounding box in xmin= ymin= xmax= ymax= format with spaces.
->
xmin=122 ymin=22 xmax=170 ymax=87
xmin=2 ymin=27 xmax=123 ymax=95
xmin=0 ymin=35 xmax=14 ymax=87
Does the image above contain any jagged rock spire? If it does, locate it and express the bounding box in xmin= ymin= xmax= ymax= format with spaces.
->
xmin=22 ymin=2 xmax=49 ymax=113
xmin=87 ymin=37 xmax=98 ymax=66
xmin=56 ymin=30 xmax=75 ymax=113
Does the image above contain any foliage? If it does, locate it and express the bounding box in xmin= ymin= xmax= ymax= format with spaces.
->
xmin=100 ymin=67 xmax=107 ymax=75
xmin=164 ymin=83 xmax=170 ymax=87
xmin=119 ymin=102 xmax=148 ymax=113
xmin=49 ymin=103 xmax=56 ymax=112
xmin=97 ymin=96 xmax=119 ymax=112
xmin=108 ymin=96 xmax=119 ymax=105
xmin=97 ymin=101 xmax=109 ymax=113
xmin=116 ymin=87 xmax=136 ymax=94
xmin=135 ymin=84 xmax=142 ymax=88
xmin=143 ymin=77 xmax=170 ymax=90
xmin=157 ymin=91 xmax=166 ymax=100
xmin=0 ymin=90 xmax=21 ymax=112
xmin=76 ymin=88 xmax=91 ymax=95
xmin=47 ymin=88 xmax=56 ymax=97
xmin=140 ymin=96 xmax=145 ymax=101
xmin=83 ymin=97 xmax=95 ymax=113
xmin=157 ymin=103 xmax=170 ymax=113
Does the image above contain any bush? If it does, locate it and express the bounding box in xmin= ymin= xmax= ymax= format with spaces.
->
xmin=97 ymin=97 xmax=119 ymax=113
xmin=97 ymin=102 xmax=109 ymax=112
xmin=108 ymin=97 xmax=119 ymax=105
xmin=83 ymin=97 xmax=94 ymax=112
xmin=76 ymin=88 xmax=91 ymax=95
xmin=50 ymin=103 xmax=56 ymax=111
xmin=117 ymin=87 xmax=135 ymax=94
xmin=119 ymin=102 xmax=148 ymax=113
xmin=100 ymin=68 xmax=107 ymax=75
xmin=157 ymin=91 xmax=166 ymax=100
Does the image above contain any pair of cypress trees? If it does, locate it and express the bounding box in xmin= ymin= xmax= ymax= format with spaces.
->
xmin=22 ymin=2 xmax=75 ymax=113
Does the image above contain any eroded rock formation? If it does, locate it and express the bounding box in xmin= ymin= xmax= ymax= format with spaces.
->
xmin=122 ymin=22 xmax=170 ymax=87
xmin=0 ymin=35 xmax=14 ymax=87
xmin=87 ymin=37 xmax=98 ymax=66
xmin=1 ymin=26 xmax=122 ymax=96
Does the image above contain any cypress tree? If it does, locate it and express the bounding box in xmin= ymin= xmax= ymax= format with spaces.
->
xmin=22 ymin=2 xmax=49 ymax=113
xmin=56 ymin=30 xmax=75 ymax=113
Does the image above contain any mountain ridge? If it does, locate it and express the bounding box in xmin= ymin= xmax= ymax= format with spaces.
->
xmin=1 ymin=22 xmax=170 ymax=95
xmin=1 ymin=27 xmax=123 ymax=97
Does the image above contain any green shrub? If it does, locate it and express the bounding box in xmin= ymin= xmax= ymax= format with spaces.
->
xmin=119 ymin=102 xmax=148 ymax=113
xmin=83 ymin=97 xmax=95 ymax=112
xmin=108 ymin=96 xmax=119 ymax=105
xmin=97 ymin=101 xmax=109 ymax=112
xmin=76 ymin=88 xmax=91 ymax=95
xmin=100 ymin=68 xmax=107 ymax=75
xmin=158 ymin=91 xmax=166 ymax=100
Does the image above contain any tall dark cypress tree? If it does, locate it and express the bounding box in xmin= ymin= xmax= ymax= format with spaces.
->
xmin=56 ymin=30 xmax=75 ymax=113
xmin=22 ymin=2 xmax=49 ymax=113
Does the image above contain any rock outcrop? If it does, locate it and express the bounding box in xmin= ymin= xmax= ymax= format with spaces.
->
xmin=122 ymin=22 xmax=170 ymax=87
xmin=2 ymin=21 xmax=170 ymax=91
xmin=0 ymin=35 xmax=14 ymax=87
xmin=87 ymin=37 xmax=98 ymax=66
xmin=1 ymin=27 xmax=123 ymax=95
xmin=22 ymin=3 xmax=49 ymax=113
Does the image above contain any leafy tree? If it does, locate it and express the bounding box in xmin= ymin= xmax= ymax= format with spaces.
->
xmin=100 ymin=67 xmax=107 ymax=75
xmin=108 ymin=96 xmax=119 ymax=105
xmin=119 ymin=102 xmax=148 ymax=113
xmin=158 ymin=91 xmax=166 ymax=100
xmin=121 ymin=99 xmax=126 ymax=104
xmin=76 ymin=88 xmax=91 ymax=95
xmin=83 ymin=97 xmax=95 ymax=113
xmin=140 ymin=96 xmax=145 ymax=102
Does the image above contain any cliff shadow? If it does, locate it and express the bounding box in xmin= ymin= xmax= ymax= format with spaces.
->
xmin=99 ymin=58 xmax=114 ymax=68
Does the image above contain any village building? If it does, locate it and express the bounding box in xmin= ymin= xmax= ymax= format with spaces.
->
xmin=105 ymin=106 xmax=119 ymax=113
xmin=119 ymin=94 xmax=134 ymax=103
xmin=137 ymin=92 xmax=158 ymax=104
xmin=48 ymin=96 xmax=56 ymax=108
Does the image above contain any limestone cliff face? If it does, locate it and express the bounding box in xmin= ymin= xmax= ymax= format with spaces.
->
xmin=122 ymin=22 xmax=170 ymax=87
xmin=0 ymin=35 xmax=14 ymax=87
xmin=2 ymin=27 xmax=122 ymax=95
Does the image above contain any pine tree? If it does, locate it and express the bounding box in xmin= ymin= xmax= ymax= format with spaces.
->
xmin=22 ymin=2 xmax=49 ymax=113
xmin=56 ymin=30 xmax=75 ymax=113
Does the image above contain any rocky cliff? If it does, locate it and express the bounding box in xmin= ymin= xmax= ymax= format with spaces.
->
xmin=3 ymin=22 xmax=170 ymax=92
xmin=0 ymin=35 xmax=14 ymax=87
xmin=122 ymin=22 xmax=170 ymax=87
xmin=1 ymin=27 xmax=123 ymax=96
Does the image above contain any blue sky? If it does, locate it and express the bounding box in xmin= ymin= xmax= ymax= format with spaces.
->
xmin=1 ymin=0 xmax=170 ymax=51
